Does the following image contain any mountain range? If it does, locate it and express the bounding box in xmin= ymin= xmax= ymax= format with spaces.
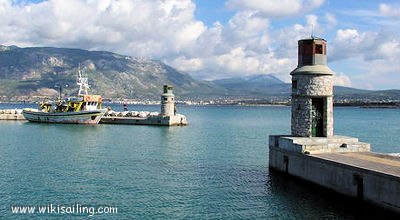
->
xmin=0 ymin=45 xmax=399 ymax=102
xmin=0 ymin=45 xmax=222 ymax=100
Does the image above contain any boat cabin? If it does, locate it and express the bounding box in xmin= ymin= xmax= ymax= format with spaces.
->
xmin=39 ymin=95 xmax=103 ymax=113
xmin=82 ymin=95 xmax=103 ymax=111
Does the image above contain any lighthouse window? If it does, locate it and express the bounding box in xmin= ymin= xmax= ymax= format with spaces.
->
xmin=302 ymin=42 xmax=313 ymax=65
xmin=315 ymin=44 xmax=323 ymax=54
xmin=164 ymin=97 xmax=168 ymax=101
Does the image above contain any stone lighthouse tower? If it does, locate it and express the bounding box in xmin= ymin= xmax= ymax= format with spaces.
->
xmin=268 ymin=37 xmax=396 ymax=211
xmin=291 ymin=37 xmax=334 ymax=137
xmin=269 ymin=36 xmax=369 ymax=155
xmin=161 ymin=85 xmax=175 ymax=117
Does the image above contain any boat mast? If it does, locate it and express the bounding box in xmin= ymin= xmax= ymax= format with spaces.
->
xmin=77 ymin=64 xmax=90 ymax=97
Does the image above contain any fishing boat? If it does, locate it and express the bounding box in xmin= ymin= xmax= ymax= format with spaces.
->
xmin=22 ymin=68 xmax=106 ymax=124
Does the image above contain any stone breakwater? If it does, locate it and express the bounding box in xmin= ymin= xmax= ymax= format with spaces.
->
xmin=0 ymin=109 xmax=25 ymax=120
xmin=101 ymin=110 xmax=188 ymax=126
xmin=105 ymin=110 xmax=160 ymax=118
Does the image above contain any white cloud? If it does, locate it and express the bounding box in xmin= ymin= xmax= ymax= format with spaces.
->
xmin=0 ymin=0 xmax=399 ymax=89
xmin=329 ymin=28 xmax=400 ymax=89
xmin=376 ymin=39 xmax=400 ymax=60
xmin=379 ymin=3 xmax=400 ymax=17
xmin=0 ymin=0 xmax=206 ymax=57
xmin=348 ymin=56 xmax=400 ymax=89
xmin=164 ymin=9 xmax=294 ymax=80
xmin=333 ymin=73 xmax=351 ymax=87
xmin=331 ymin=28 xmax=400 ymax=62
xmin=0 ymin=0 xmax=292 ymax=80
xmin=334 ymin=29 xmax=360 ymax=42
xmin=306 ymin=14 xmax=319 ymax=35
xmin=170 ymin=56 xmax=203 ymax=72
xmin=226 ymin=0 xmax=324 ymax=17
xmin=331 ymin=29 xmax=372 ymax=61
xmin=216 ymin=47 xmax=265 ymax=74
xmin=272 ymin=14 xmax=321 ymax=60
xmin=223 ymin=11 xmax=270 ymax=53
xmin=228 ymin=11 xmax=269 ymax=39
xmin=325 ymin=13 xmax=337 ymax=28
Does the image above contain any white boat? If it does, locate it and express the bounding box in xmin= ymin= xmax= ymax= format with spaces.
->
xmin=22 ymin=107 xmax=106 ymax=124
xmin=23 ymin=67 xmax=106 ymax=124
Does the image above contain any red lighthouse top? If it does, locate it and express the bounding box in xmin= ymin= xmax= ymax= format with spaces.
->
xmin=298 ymin=37 xmax=327 ymax=67
xmin=290 ymin=37 xmax=333 ymax=76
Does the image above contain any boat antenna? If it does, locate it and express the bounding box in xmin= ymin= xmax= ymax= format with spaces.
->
xmin=77 ymin=63 xmax=90 ymax=96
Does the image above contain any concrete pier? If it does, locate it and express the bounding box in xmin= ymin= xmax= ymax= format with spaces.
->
xmin=100 ymin=113 xmax=188 ymax=126
xmin=269 ymin=138 xmax=400 ymax=213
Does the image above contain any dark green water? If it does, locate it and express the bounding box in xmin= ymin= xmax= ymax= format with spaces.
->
xmin=0 ymin=104 xmax=399 ymax=219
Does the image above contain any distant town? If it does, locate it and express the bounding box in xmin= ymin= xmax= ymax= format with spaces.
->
xmin=2 ymin=95 xmax=400 ymax=108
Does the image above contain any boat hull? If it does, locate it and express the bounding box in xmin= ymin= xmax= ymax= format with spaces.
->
xmin=22 ymin=109 xmax=106 ymax=124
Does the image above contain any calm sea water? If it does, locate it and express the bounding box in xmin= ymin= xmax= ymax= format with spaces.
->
xmin=0 ymin=104 xmax=399 ymax=219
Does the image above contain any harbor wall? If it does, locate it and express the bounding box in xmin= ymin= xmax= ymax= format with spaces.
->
xmin=0 ymin=109 xmax=25 ymax=120
xmin=269 ymin=139 xmax=400 ymax=213
xmin=0 ymin=114 xmax=25 ymax=120
xmin=100 ymin=114 xmax=188 ymax=126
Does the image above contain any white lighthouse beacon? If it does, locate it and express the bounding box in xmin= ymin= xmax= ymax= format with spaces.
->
xmin=161 ymin=85 xmax=175 ymax=117
xmin=290 ymin=37 xmax=334 ymax=137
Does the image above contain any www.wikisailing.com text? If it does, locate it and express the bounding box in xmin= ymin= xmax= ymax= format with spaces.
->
xmin=11 ymin=203 xmax=118 ymax=216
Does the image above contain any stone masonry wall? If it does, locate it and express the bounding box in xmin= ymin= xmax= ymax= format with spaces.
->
xmin=293 ymin=74 xmax=333 ymax=96
xmin=291 ymin=97 xmax=312 ymax=137
xmin=325 ymin=96 xmax=333 ymax=136
xmin=291 ymin=74 xmax=333 ymax=137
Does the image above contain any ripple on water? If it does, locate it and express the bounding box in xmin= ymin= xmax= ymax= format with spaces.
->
xmin=0 ymin=105 xmax=399 ymax=219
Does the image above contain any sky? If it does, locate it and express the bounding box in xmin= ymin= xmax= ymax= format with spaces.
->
xmin=0 ymin=0 xmax=399 ymax=89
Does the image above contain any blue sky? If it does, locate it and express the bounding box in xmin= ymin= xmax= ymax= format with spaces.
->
xmin=193 ymin=0 xmax=234 ymax=25
xmin=1 ymin=0 xmax=400 ymax=89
